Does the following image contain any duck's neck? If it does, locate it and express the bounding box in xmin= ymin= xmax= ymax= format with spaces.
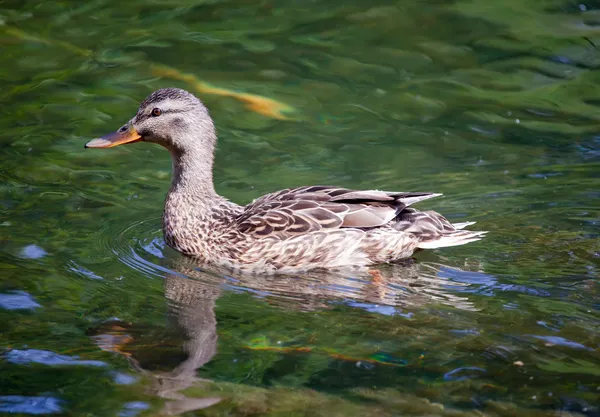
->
xmin=163 ymin=147 xmax=220 ymax=256
xmin=169 ymin=147 xmax=217 ymax=201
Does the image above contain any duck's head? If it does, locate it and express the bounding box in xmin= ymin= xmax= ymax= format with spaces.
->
xmin=85 ymin=88 xmax=216 ymax=153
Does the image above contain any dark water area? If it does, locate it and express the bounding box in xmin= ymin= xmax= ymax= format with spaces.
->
xmin=1 ymin=0 xmax=599 ymax=416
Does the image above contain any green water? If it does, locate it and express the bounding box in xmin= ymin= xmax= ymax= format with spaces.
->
xmin=1 ymin=0 xmax=599 ymax=415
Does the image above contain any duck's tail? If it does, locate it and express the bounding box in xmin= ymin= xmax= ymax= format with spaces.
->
xmin=416 ymin=229 xmax=487 ymax=249
xmin=394 ymin=209 xmax=486 ymax=249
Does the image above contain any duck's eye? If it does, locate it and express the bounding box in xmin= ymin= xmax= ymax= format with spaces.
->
xmin=151 ymin=108 xmax=162 ymax=117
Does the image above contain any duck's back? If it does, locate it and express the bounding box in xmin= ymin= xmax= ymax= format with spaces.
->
xmin=204 ymin=186 xmax=486 ymax=271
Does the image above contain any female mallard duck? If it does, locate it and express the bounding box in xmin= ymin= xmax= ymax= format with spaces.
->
xmin=86 ymin=88 xmax=485 ymax=272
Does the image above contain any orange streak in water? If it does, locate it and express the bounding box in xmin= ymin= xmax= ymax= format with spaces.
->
xmin=151 ymin=64 xmax=296 ymax=120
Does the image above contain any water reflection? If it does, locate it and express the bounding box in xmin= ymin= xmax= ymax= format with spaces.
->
xmin=91 ymin=262 xmax=222 ymax=415
xmin=89 ymin=256 xmax=488 ymax=414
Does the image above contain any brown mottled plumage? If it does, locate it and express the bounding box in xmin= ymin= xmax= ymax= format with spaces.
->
xmin=86 ymin=88 xmax=486 ymax=272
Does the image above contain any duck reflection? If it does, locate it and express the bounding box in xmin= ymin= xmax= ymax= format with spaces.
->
xmin=91 ymin=258 xmax=479 ymax=415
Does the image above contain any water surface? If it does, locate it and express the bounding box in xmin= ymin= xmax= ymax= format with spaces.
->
xmin=1 ymin=0 xmax=599 ymax=416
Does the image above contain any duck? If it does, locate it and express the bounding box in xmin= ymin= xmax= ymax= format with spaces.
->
xmin=85 ymin=88 xmax=485 ymax=273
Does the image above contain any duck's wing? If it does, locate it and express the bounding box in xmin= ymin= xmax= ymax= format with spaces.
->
xmin=234 ymin=185 xmax=441 ymax=238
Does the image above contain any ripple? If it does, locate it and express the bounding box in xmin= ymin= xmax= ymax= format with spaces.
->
xmin=0 ymin=396 xmax=63 ymax=415
xmin=67 ymin=261 xmax=103 ymax=280
xmin=95 ymin=216 xmax=175 ymax=279
xmin=530 ymin=335 xmax=592 ymax=350
xmin=119 ymin=402 xmax=150 ymax=417
xmin=19 ymin=245 xmax=47 ymax=260
xmin=0 ymin=291 xmax=41 ymax=311
xmin=443 ymin=366 xmax=486 ymax=382
xmin=111 ymin=372 xmax=138 ymax=385
xmin=141 ymin=237 xmax=166 ymax=259
xmin=94 ymin=217 xmax=487 ymax=312
xmin=449 ymin=329 xmax=480 ymax=337
xmin=4 ymin=349 xmax=108 ymax=367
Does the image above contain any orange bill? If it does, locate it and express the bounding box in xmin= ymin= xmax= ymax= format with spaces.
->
xmin=85 ymin=126 xmax=142 ymax=148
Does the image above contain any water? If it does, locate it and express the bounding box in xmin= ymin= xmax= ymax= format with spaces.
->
xmin=1 ymin=0 xmax=599 ymax=415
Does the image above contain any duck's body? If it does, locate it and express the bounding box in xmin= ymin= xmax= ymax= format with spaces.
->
xmin=86 ymin=88 xmax=485 ymax=272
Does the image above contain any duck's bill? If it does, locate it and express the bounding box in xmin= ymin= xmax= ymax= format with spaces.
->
xmin=85 ymin=127 xmax=142 ymax=148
